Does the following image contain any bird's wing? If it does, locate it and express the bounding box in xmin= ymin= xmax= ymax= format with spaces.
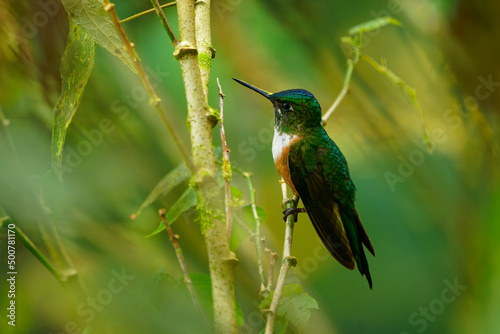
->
xmin=288 ymin=139 xmax=355 ymax=270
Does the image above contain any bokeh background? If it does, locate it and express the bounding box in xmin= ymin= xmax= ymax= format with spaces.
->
xmin=1 ymin=0 xmax=500 ymax=333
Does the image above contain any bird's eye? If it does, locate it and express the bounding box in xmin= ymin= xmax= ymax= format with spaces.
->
xmin=281 ymin=103 xmax=292 ymax=112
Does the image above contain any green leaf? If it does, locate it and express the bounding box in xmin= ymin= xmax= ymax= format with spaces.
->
xmin=255 ymin=206 xmax=267 ymax=222
xmin=229 ymin=205 xmax=266 ymax=251
xmin=146 ymin=187 xmax=197 ymax=238
xmin=348 ymin=16 xmax=401 ymax=36
xmin=51 ymin=20 xmax=95 ymax=179
xmin=260 ymin=283 xmax=318 ymax=333
xmin=230 ymin=186 xmax=244 ymax=208
xmin=62 ymin=0 xmax=136 ymax=73
xmin=132 ymin=163 xmax=191 ymax=218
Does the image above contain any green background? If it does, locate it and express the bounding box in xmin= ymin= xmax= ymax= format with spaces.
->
xmin=1 ymin=0 xmax=499 ymax=333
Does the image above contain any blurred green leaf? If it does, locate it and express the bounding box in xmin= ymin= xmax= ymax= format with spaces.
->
xmin=132 ymin=163 xmax=191 ymax=218
xmin=230 ymin=186 xmax=244 ymax=207
xmin=255 ymin=206 xmax=267 ymax=222
xmin=190 ymin=273 xmax=244 ymax=326
xmin=62 ymin=0 xmax=137 ymax=73
xmin=146 ymin=187 xmax=197 ymax=238
xmin=230 ymin=204 xmax=266 ymax=251
xmin=348 ymin=16 xmax=401 ymax=36
xmin=190 ymin=273 xmax=212 ymax=316
xmin=260 ymin=283 xmax=318 ymax=333
xmin=51 ymin=20 xmax=95 ymax=179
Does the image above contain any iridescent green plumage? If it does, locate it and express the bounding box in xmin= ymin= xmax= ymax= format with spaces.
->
xmin=233 ymin=78 xmax=375 ymax=288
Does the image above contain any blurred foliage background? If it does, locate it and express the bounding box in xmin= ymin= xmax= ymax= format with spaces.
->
xmin=1 ymin=0 xmax=500 ymax=333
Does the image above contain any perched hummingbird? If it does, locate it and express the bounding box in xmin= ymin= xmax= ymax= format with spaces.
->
xmin=233 ymin=78 xmax=375 ymax=288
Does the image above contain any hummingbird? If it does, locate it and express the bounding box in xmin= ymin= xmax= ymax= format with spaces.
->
xmin=233 ymin=78 xmax=375 ymax=288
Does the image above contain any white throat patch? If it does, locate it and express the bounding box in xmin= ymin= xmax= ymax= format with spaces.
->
xmin=272 ymin=127 xmax=300 ymax=163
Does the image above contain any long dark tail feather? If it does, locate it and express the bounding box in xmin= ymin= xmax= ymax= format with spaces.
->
xmin=302 ymin=199 xmax=355 ymax=270
xmin=355 ymin=208 xmax=375 ymax=257
xmin=339 ymin=207 xmax=374 ymax=289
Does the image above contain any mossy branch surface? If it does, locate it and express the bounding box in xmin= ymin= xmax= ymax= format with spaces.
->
xmin=175 ymin=0 xmax=238 ymax=333
xmin=195 ymin=0 xmax=213 ymax=98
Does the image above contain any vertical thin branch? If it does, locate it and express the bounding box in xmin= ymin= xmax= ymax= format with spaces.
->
xmin=217 ymin=79 xmax=232 ymax=240
xmin=150 ymin=0 xmax=179 ymax=46
xmin=265 ymin=180 xmax=298 ymax=334
xmin=159 ymin=209 xmax=207 ymax=325
xmin=265 ymin=247 xmax=279 ymax=293
xmin=103 ymin=0 xmax=194 ymax=172
xmin=244 ymin=172 xmax=266 ymax=294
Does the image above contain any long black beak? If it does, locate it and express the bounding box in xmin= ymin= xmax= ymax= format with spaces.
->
xmin=232 ymin=78 xmax=272 ymax=100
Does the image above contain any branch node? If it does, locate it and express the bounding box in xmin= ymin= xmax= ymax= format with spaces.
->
xmin=284 ymin=256 xmax=297 ymax=267
xmin=224 ymin=254 xmax=240 ymax=268
xmin=209 ymin=46 xmax=216 ymax=59
xmin=173 ymin=41 xmax=198 ymax=60
xmin=104 ymin=3 xmax=114 ymax=12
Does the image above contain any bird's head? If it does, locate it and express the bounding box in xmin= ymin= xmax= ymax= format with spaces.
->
xmin=233 ymin=78 xmax=322 ymax=134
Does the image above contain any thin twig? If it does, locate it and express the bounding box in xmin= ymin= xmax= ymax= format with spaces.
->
xmin=245 ymin=173 xmax=266 ymax=294
xmin=360 ymin=53 xmax=433 ymax=152
xmin=233 ymin=214 xmax=254 ymax=236
xmin=151 ymin=0 xmax=179 ymax=47
xmin=213 ymin=162 xmax=269 ymax=296
xmin=217 ymin=78 xmax=232 ymax=241
xmin=159 ymin=209 xmax=207 ymax=325
xmin=103 ymin=0 xmax=195 ymax=172
xmin=265 ymin=247 xmax=279 ymax=292
xmin=264 ymin=180 xmax=298 ymax=333
xmin=120 ymin=2 xmax=176 ymax=24
xmin=322 ymin=41 xmax=360 ymax=125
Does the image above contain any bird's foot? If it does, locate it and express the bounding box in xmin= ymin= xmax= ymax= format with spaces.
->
xmin=281 ymin=195 xmax=300 ymax=209
xmin=281 ymin=198 xmax=294 ymax=208
xmin=282 ymin=207 xmax=306 ymax=222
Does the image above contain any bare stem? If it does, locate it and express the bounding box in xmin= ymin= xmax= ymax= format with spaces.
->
xmin=245 ymin=173 xmax=266 ymax=294
xmin=264 ymin=180 xmax=298 ymax=334
xmin=151 ymin=0 xmax=179 ymax=46
xmin=103 ymin=0 xmax=194 ymax=172
xmin=217 ymin=78 xmax=233 ymax=241
xmin=265 ymin=247 xmax=279 ymax=292
xmin=322 ymin=42 xmax=360 ymax=125
xmin=120 ymin=2 xmax=176 ymax=24
xmin=159 ymin=209 xmax=207 ymax=325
